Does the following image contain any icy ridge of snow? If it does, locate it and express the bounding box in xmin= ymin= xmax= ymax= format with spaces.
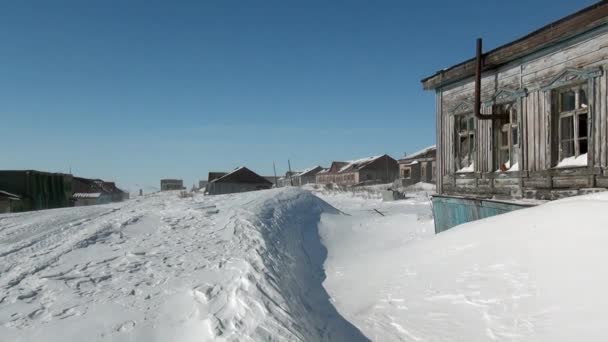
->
xmin=0 ymin=188 xmax=367 ymax=341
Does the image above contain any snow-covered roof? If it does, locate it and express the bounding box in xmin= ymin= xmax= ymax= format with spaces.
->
xmin=73 ymin=192 xmax=102 ymax=199
xmin=402 ymin=145 xmax=436 ymax=161
xmin=295 ymin=166 xmax=323 ymax=177
xmin=339 ymin=155 xmax=384 ymax=173
xmin=0 ymin=190 xmax=20 ymax=200
xmin=210 ymin=166 xmax=245 ymax=183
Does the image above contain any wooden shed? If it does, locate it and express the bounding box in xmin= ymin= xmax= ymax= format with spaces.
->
xmin=206 ymin=167 xmax=273 ymax=195
xmin=423 ymin=2 xmax=608 ymax=202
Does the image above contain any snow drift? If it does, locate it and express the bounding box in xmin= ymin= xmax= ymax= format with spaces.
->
xmin=319 ymin=189 xmax=608 ymax=341
xmin=0 ymin=188 xmax=367 ymax=341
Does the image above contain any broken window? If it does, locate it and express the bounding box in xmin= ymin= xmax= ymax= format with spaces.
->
xmin=493 ymin=103 xmax=519 ymax=171
xmin=555 ymin=84 xmax=589 ymax=164
xmin=455 ymin=114 xmax=475 ymax=172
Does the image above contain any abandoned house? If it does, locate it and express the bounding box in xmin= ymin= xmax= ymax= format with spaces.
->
xmin=0 ymin=190 xmax=22 ymax=213
xmin=206 ymin=167 xmax=273 ymax=195
xmin=315 ymin=155 xmax=398 ymax=186
xmin=160 ymin=179 xmax=184 ymax=191
xmin=0 ymin=170 xmax=73 ymax=212
xmin=422 ymin=1 xmax=608 ymax=232
xmin=71 ymin=177 xmax=128 ymax=206
xmin=293 ymin=166 xmax=324 ymax=186
xmin=397 ymin=145 xmax=437 ymax=187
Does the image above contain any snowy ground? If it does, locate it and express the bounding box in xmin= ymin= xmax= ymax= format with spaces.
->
xmin=0 ymin=189 xmax=367 ymax=342
xmin=317 ymin=189 xmax=608 ymax=341
xmin=3 ymin=186 xmax=608 ymax=341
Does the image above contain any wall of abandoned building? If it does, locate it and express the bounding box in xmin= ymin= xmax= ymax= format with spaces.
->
xmin=206 ymin=182 xmax=272 ymax=195
xmin=436 ymin=25 xmax=608 ymax=199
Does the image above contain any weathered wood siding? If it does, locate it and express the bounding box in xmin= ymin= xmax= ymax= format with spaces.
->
xmin=435 ymin=25 xmax=608 ymax=199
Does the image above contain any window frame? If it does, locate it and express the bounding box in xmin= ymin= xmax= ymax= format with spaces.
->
xmin=454 ymin=113 xmax=476 ymax=172
xmin=493 ymin=102 xmax=520 ymax=171
xmin=555 ymin=83 xmax=589 ymax=162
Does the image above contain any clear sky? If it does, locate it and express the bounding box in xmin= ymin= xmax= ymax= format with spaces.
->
xmin=1 ymin=0 xmax=597 ymax=191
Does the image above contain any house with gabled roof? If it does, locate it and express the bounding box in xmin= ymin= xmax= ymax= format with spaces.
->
xmin=292 ymin=166 xmax=324 ymax=186
xmin=397 ymin=145 xmax=437 ymax=186
xmin=316 ymin=155 xmax=398 ymax=186
xmin=206 ymin=167 xmax=273 ymax=195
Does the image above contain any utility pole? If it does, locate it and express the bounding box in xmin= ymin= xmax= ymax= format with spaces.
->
xmin=273 ymin=161 xmax=278 ymax=188
xmin=288 ymin=159 xmax=293 ymax=186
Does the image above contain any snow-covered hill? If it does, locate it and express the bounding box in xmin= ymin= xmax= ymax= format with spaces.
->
xmin=0 ymin=188 xmax=367 ymax=342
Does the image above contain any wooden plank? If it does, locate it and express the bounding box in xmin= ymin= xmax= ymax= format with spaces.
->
xmin=521 ymin=47 xmax=608 ymax=87
xmin=544 ymin=90 xmax=552 ymax=169
xmin=597 ymin=72 xmax=608 ymax=167
xmin=522 ymin=96 xmax=528 ymax=172
xmin=521 ymin=31 xmax=608 ymax=75
xmin=539 ymin=91 xmax=546 ymax=169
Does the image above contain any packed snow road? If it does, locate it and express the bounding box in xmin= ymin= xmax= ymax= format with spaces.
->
xmin=0 ymin=188 xmax=367 ymax=342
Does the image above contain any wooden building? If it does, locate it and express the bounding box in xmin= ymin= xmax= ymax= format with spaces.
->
xmin=0 ymin=170 xmax=73 ymax=212
xmin=293 ymin=166 xmax=324 ymax=186
xmin=160 ymin=179 xmax=184 ymax=191
xmin=72 ymin=177 xmax=128 ymax=206
xmin=397 ymin=145 xmax=436 ymax=187
xmin=206 ymin=167 xmax=273 ymax=195
xmin=315 ymin=155 xmax=398 ymax=186
xmin=422 ymin=2 xmax=608 ymax=231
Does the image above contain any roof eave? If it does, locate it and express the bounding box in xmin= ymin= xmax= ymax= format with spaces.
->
xmin=421 ymin=1 xmax=608 ymax=91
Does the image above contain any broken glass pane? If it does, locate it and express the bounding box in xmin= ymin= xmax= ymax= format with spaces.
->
xmin=580 ymin=87 xmax=588 ymax=109
xmin=580 ymin=138 xmax=588 ymax=155
xmin=578 ymin=113 xmax=588 ymax=138
xmin=561 ymin=140 xmax=574 ymax=158
xmin=560 ymin=90 xmax=576 ymax=112
xmin=561 ymin=116 xmax=574 ymax=140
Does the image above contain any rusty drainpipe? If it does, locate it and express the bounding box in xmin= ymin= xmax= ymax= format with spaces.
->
xmin=474 ymin=38 xmax=509 ymax=121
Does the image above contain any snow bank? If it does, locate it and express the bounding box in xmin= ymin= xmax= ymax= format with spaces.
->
xmin=0 ymin=189 xmax=367 ymax=341
xmin=320 ymin=190 xmax=608 ymax=341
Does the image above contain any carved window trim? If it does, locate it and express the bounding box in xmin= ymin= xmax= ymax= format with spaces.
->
xmin=541 ymin=67 xmax=602 ymax=92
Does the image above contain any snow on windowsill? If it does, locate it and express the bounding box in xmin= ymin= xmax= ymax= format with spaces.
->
xmin=495 ymin=161 xmax=519 ymax=173
xmin=555 ymin=153 xmax=588 ymax=168
xmin=456 ymin=163 xmax=474 ymax=173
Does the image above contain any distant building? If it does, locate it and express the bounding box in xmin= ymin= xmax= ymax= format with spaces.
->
xmin=316 ymin=155 xmax=399 ymax=186
xmin=160 ymin=179 xmax=184 ymax=191
xmin=72 ymin=177 xmax=128 ymax=206
xmin=292 ymin=166 xmax=324 ymax=186
xmin=0 ymin=170 xmax=73 ymax=212
xmin=277 ymin=171 xmax=300 ymax=187
xmin=206 ymin=167 xmax=273 ymax=195
xmin=397 ymin=145 xmax=437 ymax=186
xmin=198 ymin=180 xmax=208 ymax=190
xmin=0 ymin=190 xmax=22 ymax=213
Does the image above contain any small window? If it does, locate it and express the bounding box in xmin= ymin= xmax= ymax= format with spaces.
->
xmin=402 ymin=168 xmax=411 ymax=179
xmin=555 ymin=84 xmax=589 ymax=165
xmin=455 ymin=114 xmax=475 ymax=171
xmin=494 ymin=103 xmax=519 ymax=171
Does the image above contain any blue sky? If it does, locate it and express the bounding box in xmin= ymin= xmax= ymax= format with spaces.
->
xmin=1 ymin=0 xmax=596 ymax=191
